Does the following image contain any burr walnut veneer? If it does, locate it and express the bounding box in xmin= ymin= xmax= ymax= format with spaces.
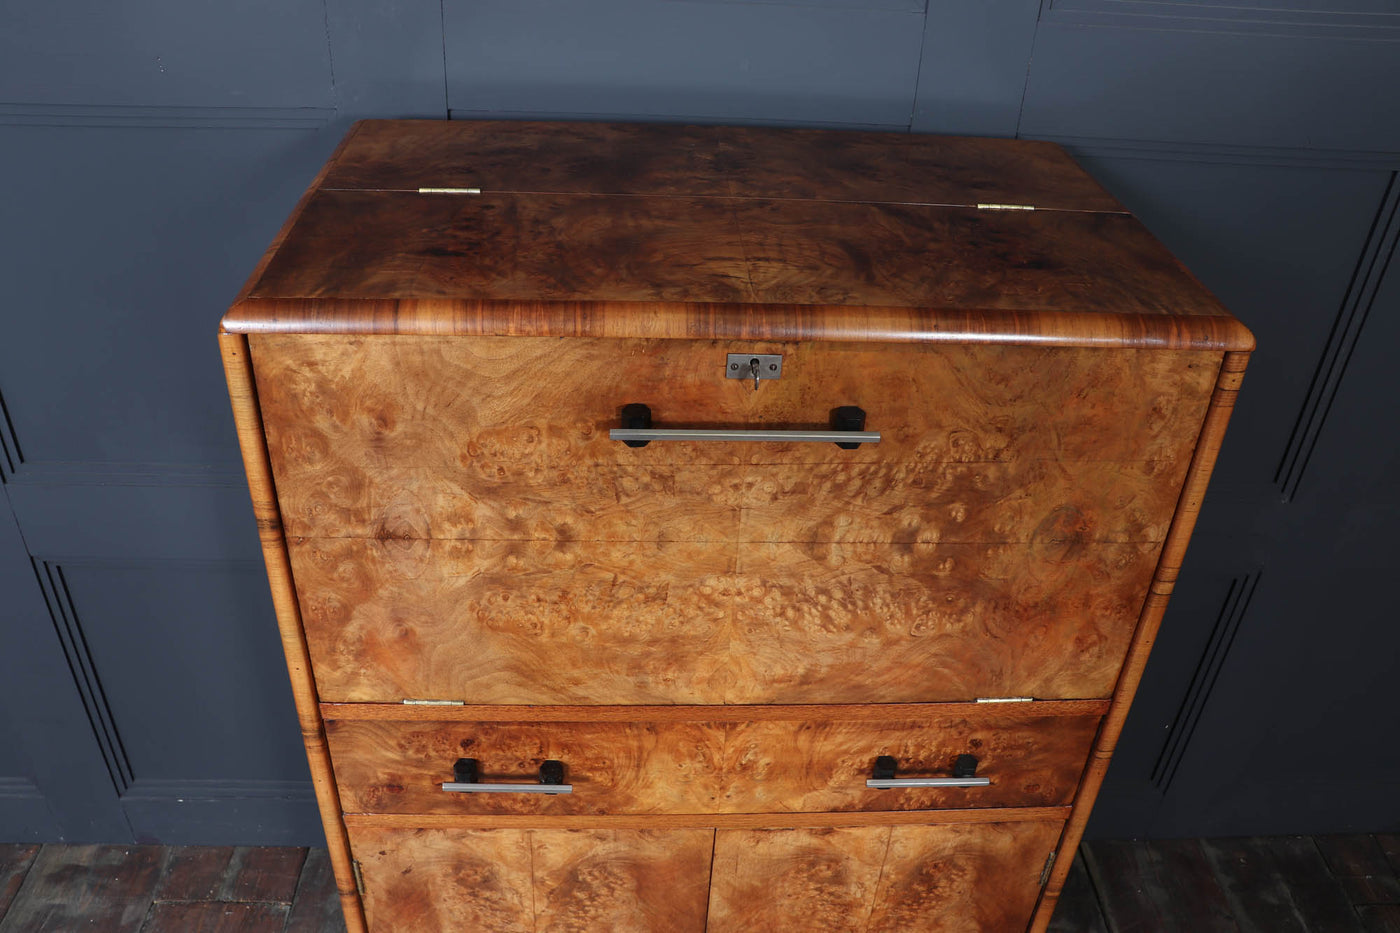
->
xmin=220 ymin=120 xmax=1251 ymax=932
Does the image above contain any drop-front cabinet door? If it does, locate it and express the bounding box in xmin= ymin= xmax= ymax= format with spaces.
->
xmin=251 ymin=333 xmax=1218 ymax=707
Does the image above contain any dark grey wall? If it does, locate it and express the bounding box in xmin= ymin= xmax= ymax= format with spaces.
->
xmin=1 ymin=0 xmax=1397 ymax=844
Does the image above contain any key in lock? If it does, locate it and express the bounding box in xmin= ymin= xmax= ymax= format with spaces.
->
xmin=726 ymin=353 xmax=783 ymax=390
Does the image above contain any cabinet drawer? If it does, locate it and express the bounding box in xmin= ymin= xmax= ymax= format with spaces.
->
xmin=325 ymin=702 xmax=1104 ymax=816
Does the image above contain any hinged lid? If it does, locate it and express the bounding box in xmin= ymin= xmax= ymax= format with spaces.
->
xmin=319 ymin=119 xmax=1126 ymax=212
xmin=222 ymin=119 xmax=1253 ymax=352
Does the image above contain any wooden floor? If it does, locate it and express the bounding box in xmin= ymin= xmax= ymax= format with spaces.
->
xmin=1052 ymin=836 xmax=1400 ymax=933
xmin=0 ymin=845 xmax=344 ymax=932
xmin=0 ymin=836 xmax=1396 ymax=931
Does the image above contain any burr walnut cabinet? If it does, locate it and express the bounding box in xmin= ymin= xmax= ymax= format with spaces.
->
xmin=220 ymin=120 xmax=1252 ymax=932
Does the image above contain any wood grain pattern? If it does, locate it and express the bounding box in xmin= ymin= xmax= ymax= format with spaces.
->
xmin=218 ymin=334 xmax=366 ymax=933
xmin=224 ymin=297 xmax=1254 ymax=351
xmin=323 ymin=120 xmax=727 ymax=200
xmin=292 ymin=535 xmax=1159 ymax=705
xmin=868 ymin=822 xmax=1064 ymax=932
xmin=250 ymin=335 xmax=1217 ymax=539
xmin=352 ymin=826 xmax=534 ymax=931
xmin=528 ymin=830 xmax=712 ymax=932
xmin=321 ymin=120 xmax=1126 ymax=212
xmin=223 ymin=121 xmax=1252 ymax=350
xmin=324 ymin=704 xmax=1102 ymax=816
xmin=720 ymin=714 xmax=1097 ymax=815
xmin=340 ymin=808 xmax=1074 ymax=832
xmin=321 ymin=700 xmax=1110 ymax=723
xmin=245 ymin=191 xmax=1223 ymax=319
xmin=273 ymin=456 xmax=1189 ymax=547
xmin=348 ymin=826 xmax=712 ymax=933
xmin=708 ymin=826 xmax=890 ymax=931
xmin=1028 ymin=351 xmax=1250 ymax=933
xmin=707 ymin=821 xmax=1061 ymax=932
xmin=329 ymin=718 xmax=723 ymax=817
xmin=231 ymin=122 xmax=365 ymax=308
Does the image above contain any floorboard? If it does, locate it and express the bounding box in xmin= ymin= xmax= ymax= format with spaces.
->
xmin=153 ymin=846 xmax=236 ymax=902
xmin=221 ymin=847 xmax=307 ymax=904
xmin=283 ymin=849 xmax=347 ymax=933
xmin=1316 ymin=835 xmax=1400 ymax=906
xmin=142 ymin=902 xmax=290 ymax=933
xmin=1270 ymin=835 xmax=1370 ymax=933
xmin=1200 ymin=836 xmax=1316 ymax=933
xmin=1379 ymin=835 xmax=1400 ymax=876
xmin=0 ymin=845 xmax=39 ymax=922
xmin=1047 ymin=852 xmax=1108 ymax=933
xmin=1359 ymin=904 xmax=1400 ymax=933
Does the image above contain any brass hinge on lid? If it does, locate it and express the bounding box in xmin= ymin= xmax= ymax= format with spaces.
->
xmin=977 ymin=203 xmax=1036 ymax=211
xmin=352 ymin=860 xmax=366 ymax=896
xmin=402 ymin=698 xmax=465 ymax=706
xmin=1040 ymin=851 xmax=1057 ymax=887
xmin=975 ymin=696 xmax=1033 ymax=703
xmin=418 ymin=186 xmax=481 ymax=195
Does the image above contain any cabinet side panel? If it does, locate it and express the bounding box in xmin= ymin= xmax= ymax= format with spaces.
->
xmin=1028 ymin=350 xmax=1250 ymax=931
xmin=218 ymin=333 xmax=367 ymax=933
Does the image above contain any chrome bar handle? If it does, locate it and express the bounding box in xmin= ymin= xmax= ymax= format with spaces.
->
xmin=612 ymin=403 xmax=878 ymax=448
xmin=442 ymin=758 xmax=573 ymax=795
xmin=442 ymin=782 xmax=574 ymax=794
xmin=866 ymin=776 xmax=990 ymax=789
xmin=866 ymin=754 xmax=990 ymax=789
xmin=611 ymin=428 xmax=881 ymax=444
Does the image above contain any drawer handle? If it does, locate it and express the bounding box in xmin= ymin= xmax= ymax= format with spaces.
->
xmin=441 ymin=757 xmax=573 ymax=795
xmin=611 ymin=403 xmax=879 ymax=448
xmin=866 ymin=754 xmax=991 ymax=789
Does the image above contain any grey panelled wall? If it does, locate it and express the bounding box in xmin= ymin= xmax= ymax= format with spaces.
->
xmin=0 ymin=0 xmax=1396 ymax=844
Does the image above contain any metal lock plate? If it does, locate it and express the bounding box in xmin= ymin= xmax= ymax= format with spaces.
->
xmin=726 ymin=353 xmax=783 ymax=389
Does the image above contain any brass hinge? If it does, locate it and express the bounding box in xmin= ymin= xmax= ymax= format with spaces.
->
xmin=1039 ymin=851 xmax=1057 ymax=887
xmin=402 ymin=698 xmax=465 ymax=706
xmin=418 ymin=187 xmax=481 ymax=195
xmin=975 ymin=696 xmax=1034 ymax=703
xmin=352 ymin=859 xmax=366 ymax=896
xmin=977 ymin=203 xmax=1036 ymax=211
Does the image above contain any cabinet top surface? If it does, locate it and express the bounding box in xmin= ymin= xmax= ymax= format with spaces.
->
xmin=222 ymin=120 xmax=1252 ymax=350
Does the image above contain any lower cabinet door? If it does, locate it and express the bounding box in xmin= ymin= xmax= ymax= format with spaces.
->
xmin=349 ymin=826 xmax=714 ymax=932
xmin=707 ymin=821 xmax=1062 ymax=933
xmin=348 ymin=820 xmax=1060 ymax=932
